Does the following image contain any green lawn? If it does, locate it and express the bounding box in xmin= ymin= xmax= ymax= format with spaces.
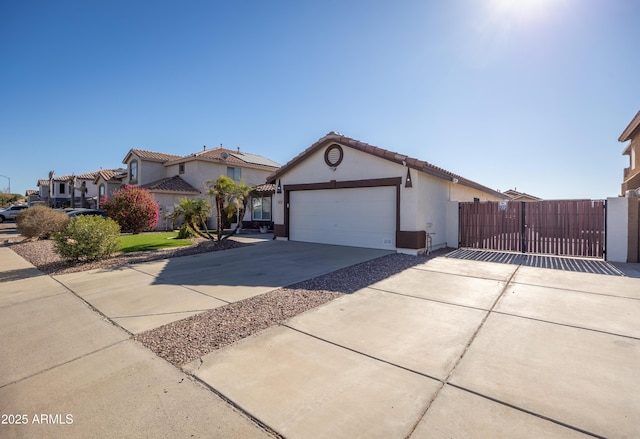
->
xmin=119 ymin=232 xmax=194 ymax=253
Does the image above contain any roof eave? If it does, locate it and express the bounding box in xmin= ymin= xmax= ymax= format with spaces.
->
xmin=619 ymin=110 xmax=640 ymax=143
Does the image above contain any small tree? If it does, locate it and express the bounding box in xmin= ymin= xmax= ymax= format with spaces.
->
xmin=16 ymin=206 xmax=69 ymax=239
xmin=102 ymin=186 xmax=159 ymax=233
xmin=168 ymin=198 xmax=213 ymax=239
xmin=205 ymin=176 xmax=251 ymax=242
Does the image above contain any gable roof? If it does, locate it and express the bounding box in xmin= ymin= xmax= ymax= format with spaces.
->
xmin=122 ymin=146 xmax=281 ymax=171
xmin=619 ymin=110 xmax=640 ymax=155
xmin=503 ymin=189 xmax=542 ymax=201
xmin=94 ymin=169 xmax=127 ymax=184
xmin=267 ymin=132 xmax=507 ymax=199
xmin=619 ymin=110 xmax=640 ymax=143
xmin=140 ymin=175 xmax=200 ymax=194
xmin=38 ymin=168 xmax=126 ymax=186
xmin=124 ymin=149 xmax=182 ymax=164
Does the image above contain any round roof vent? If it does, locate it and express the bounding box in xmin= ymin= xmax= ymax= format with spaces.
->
xmin=324 ymin=144 xmax=344 ymax=167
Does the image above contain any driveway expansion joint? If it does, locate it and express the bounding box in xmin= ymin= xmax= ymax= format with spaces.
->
xmin=446 ymin=383 xmax=607 ymax=439
xmin=491 ymin=310 xmax=640 ymax=341
xmin=184 ymin=368 xmax=283 ymax=439
xmin=0 ymin=340 xmax=129 ymax=389
xmin=368 ymin=285 xmax=495 ymax=312
xmin=281 ymin=324 xmax=444 ymax=383
xmin=404 ymin=265 xmax=521 ymax=438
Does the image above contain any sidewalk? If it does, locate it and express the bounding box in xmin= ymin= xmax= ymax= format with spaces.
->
xmin=0 ymin=247 xmax=273 ymax=439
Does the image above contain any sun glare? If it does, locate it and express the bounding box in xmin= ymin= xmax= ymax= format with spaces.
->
xmin=490 ymin=0 xmax=557 ymax=23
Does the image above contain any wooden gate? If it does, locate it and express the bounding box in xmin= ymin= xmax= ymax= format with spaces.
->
xmin=459 ymin=200 xmax=606 ymax=258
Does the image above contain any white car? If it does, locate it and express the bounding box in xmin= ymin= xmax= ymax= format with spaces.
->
xmin=0 ymin=205 xmax=28 ymax=222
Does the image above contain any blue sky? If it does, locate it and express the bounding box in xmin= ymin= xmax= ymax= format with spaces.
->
xmin=1 ymin=0 xmax=638 ymax=199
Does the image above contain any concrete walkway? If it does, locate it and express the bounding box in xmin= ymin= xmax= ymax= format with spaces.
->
xmin=0 ymin=246 xmax=273 ymax=438
xmin=2 ymin=232 xmax=640 ymax=438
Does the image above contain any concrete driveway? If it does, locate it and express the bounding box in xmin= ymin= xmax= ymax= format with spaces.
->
xmin=53 ymin=240 xmax=392 ymax=333
xmin=186 ymin=256 xmax=640 ymax=439
xmin=2 ymin=234 xmax=640 ymax=438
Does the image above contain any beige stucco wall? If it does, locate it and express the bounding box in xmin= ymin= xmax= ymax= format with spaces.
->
xmin=273 ymin=142 xmax=503 ymax=252
xmin=165 ymin=161 xmax=274 ymax=193
xmin=123 ymin=156 xmax=166 ymax=186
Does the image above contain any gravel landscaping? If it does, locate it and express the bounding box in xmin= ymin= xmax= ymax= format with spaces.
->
xmin=9 ymin=237 xmax=250 ymax=275
xmin=4 ymin=224 xmax=448 ymax=367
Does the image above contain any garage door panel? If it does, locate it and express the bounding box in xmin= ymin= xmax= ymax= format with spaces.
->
xmin=290 ymin=187 xmax=396 ymax=250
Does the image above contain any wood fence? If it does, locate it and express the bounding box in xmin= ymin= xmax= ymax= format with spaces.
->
xmin=459 ymin=200 xmax=606 ymax=258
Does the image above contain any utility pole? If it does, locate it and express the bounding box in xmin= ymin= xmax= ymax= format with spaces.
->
xmin=0 ymin=174 xmax=10 ymax=194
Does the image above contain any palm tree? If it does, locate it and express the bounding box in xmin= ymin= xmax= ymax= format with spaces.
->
xmin=168 ymin=198 xmax=213 ymax=240
xmin=205 ymin=176 xmax=252 ymax=242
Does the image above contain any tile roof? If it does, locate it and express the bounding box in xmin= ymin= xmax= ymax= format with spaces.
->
xmin=140 ymin=176 xmax=200 ymax=194
xmin=37 ymin=168 xmax=126 ymax=186
xmin=94 ymin=169 xmax=127 ymax=183
xmin=254 ymin=183 xmax=276 ymax=193
xmin=503 ymin=189 xmax=542 ymax=201
xmin=165 ymin=147 xmax=280 ymax=170
xmin=267 ymin=132 xmax=508 ymax=199
xmin=129 ymin=149 xmax=183 ymax=162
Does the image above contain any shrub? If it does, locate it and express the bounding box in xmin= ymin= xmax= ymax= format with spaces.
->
xmin=102 ymin=186 xmax=159 ymax=233
xmin=16 ymin=206 xmax=69 ymax=239
xmin=53 ymin=216 xmax=121 ymax=262
xmin=176 ymin=223 xmax=197 ymax=239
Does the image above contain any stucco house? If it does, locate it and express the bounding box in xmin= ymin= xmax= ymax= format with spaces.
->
xmin=120 ymin=146 xmax=280 ymax=229
xmin=93 ymin=168 xmax=128 ymax=207
xmin=619 ymin=110 xmax=640 ymax=195
xmin=267 ymin=132 xmax=508 ymax=254
xmin=36 ymin=168 xmax=126 ymax=208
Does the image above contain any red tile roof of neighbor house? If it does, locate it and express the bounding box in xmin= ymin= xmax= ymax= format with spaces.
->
xmin=37 ymin=168 xmax=127 ymax=186
xmin=124 ymin=146 xmax=280 ymax=171
xmin=140 ymin=175 xmax=200 ymax=194
xmin=267 ymin=132 xmax=508 ymax=199
xmin=127 ymin=149 xmax=183 ymax=163
xmin=164 ymin=146 xmax=281 ymax=170
xmin=94 ymin=169 xmax=127 ymax=183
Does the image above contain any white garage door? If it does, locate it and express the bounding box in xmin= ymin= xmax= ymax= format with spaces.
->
xmin=289 ymin=187 xmax=396 ymax=249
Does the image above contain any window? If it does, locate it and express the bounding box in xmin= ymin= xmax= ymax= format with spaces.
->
xmin=129 ymin=160 xmax=138 ymax=183
xmin=252 ymin=197 xmax=271 ymax=221
xmin=59 ymin=183 xmax=65 ymax=194
xmin=179 ymin=163 xmax=185 ymax=174
xmin=227 ymin=166 xmax=241 ymax=181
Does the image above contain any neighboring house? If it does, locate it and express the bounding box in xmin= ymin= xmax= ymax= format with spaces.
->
xmin=503 ymin=189 xmax=542 ymax=202
xmin=121 ymin=146 xmax=280 ymax=229
xmin=93 ymin=168 xmax=128 ymax=208
xmin=36 ymin=168 xmax=126 ymax=208
xmin=25 ymin=190 xmax=39 ymax=206
xmin=267 ymin=132 xmax=508 ymax=254
xmin=619 ymin=110 xmax=640 ymax=195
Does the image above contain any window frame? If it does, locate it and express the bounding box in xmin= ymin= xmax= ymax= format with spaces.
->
xmin=129 ymin=160 xmax=138 ymax=183
xmin=252 ymin=196 xmax=272 ymax=221
xmin=227 ymin=166 xmax=241 ymax=181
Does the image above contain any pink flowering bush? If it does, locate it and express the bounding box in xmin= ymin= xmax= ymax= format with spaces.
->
xmin=102 ymin=186 xmax=159 ymax=233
